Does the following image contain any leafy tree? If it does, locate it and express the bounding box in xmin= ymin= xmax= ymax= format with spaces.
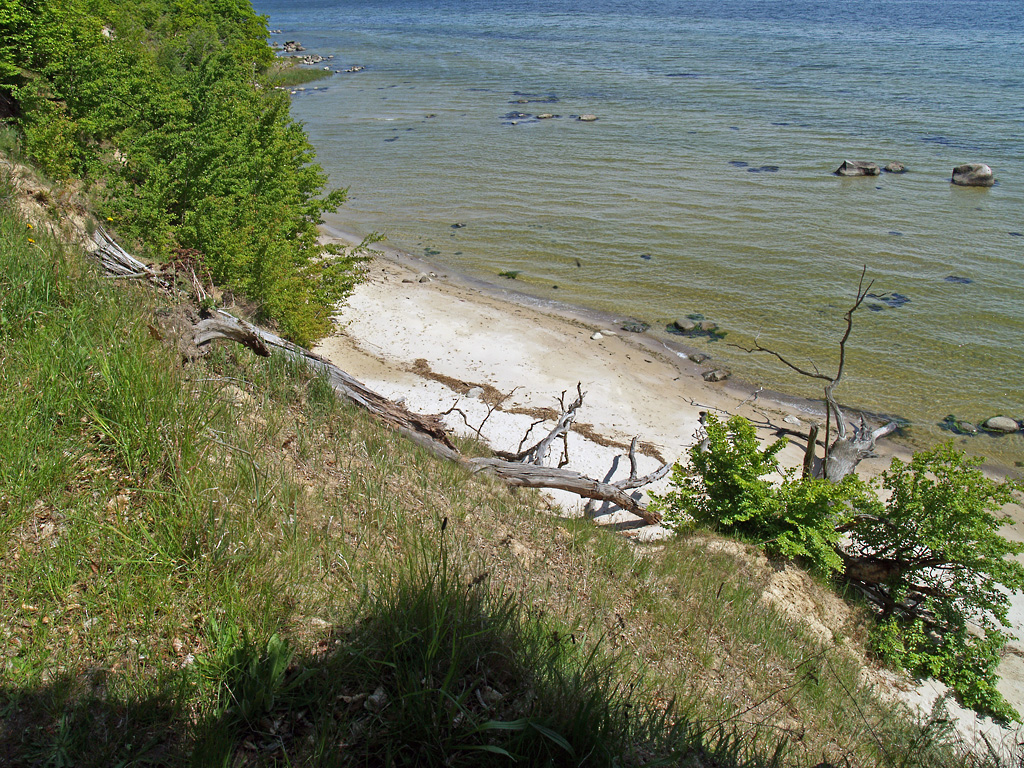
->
xmin=4 ymin=0 xmax=368 ymax=345
xmin=655 ymin=415 xmax=1024 ymax=720
xmin=651 ymin=414 xmax=864 ymax=576
xmin=846 ymin=444 xmax=1024 ymax=720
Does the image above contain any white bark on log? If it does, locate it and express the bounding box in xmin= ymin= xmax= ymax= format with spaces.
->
xmin=91 ymin=231 xmax=666 ymax=523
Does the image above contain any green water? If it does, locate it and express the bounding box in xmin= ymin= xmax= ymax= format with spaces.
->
xmin=256 ymin=0 xmax=1024 ymax=469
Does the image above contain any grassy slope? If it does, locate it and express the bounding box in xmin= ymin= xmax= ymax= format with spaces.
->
xmin=0 ymin=166 xmax=1005 ymax=766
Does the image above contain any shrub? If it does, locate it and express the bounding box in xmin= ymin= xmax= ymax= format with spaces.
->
xmin=652 ymin=414 xmax=864 ymax=576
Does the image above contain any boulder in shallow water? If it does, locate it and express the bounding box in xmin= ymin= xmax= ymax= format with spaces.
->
xmin=982 ymin=416 xmax=1020 ymax=433
xmin=951 ymin=163 xmax=995 ymax=187
xmin=883 ymin=161 xmax=907 ymax=173
xmin=620 ymin=319 xmax=649 ymax=333
xmin=834 ymin=160 xmax=881 ymax=177
xmin=673 ymin=318 xmax=697 ymax=333
xmin=702 ymin=369 xmax=730 ymax=382
xmin=577 ymin=114 xmax=598 ymax=122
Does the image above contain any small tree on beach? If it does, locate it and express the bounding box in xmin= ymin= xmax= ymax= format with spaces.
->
xmin=654 ymin=415 xmax=1024 ymax=721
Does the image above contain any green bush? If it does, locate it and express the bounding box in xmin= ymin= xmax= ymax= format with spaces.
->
xmin=850 ymin=444 xmax=1024 ymax=721
xmin=3 ymin=0 xmax=368 ymax=346
xmin=651 ymin=414 xmax=862 ymax=576
xmin=654 ymin=415 xmax=1024 ymax=721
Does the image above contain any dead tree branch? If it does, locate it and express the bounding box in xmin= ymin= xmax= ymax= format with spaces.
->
xmin=94 ymin=234 xmax=665 ymax=523
xmin=730 ymin=267 xmax=897 ymax=481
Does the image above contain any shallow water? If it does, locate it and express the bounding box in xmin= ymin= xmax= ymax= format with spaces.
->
xmin=255 ymin=0 xmax=1024 ymax=469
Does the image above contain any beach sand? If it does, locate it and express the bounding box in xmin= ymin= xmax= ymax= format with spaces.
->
xmin=315 ymin=230 xmax=904 ymax=526
xmin=313 ymin=228 xmax=1024 ymax=745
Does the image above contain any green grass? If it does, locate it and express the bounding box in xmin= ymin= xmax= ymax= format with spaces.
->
xmin=264 ymin=64 xmax=335 ymax=88
xmin=0 ymin=167 xmax=1017 ymax=766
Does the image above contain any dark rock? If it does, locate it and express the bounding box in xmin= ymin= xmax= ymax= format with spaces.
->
xmin=621 ymin=320 xmax=650 ymax=333
xmin=729 ymin=160 xmax=749 ymax=168
xmin=451 ymin=223 xmax=466 ymax=229
xmin=951 ymin=163 xmax=995 ymax=187
xmin=834 ymin=160 xmax=881 ymax=177
xmin=941 ymin=415 xmax=979 ymax=435
xmin=883 ymin=162 xmax=907 ymax=173
xmin=865 ymin=291 xmax=910 ymax=308
xmin=982 ymin=416 xmax=1020 ymax=433
xmin=640 ymin=253 xmax=652 ymax=260
xmin=944 ymin=275 xmax=973 ymax=284
xmin=702 ymin=369 xmax=730 ymax=382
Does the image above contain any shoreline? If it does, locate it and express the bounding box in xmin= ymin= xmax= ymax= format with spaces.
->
xmin=318 ymin=223 xmax=921 ymax=475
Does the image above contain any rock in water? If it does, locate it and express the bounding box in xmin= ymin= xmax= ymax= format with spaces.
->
xmin=702 ymin=369 xmax=730 ymax=382
xmin=577 ymin=114 xmax=598 ymax=122
xmin=834 ymin=160 xmax=881 ymax=177
xmin=982 ymin=416 xmax=1020 ymax=433
xmin=883 ymin=161 xmax=907 ymax=173
xmin=620 ymin=320 xmax=650 ymax=333
xmin=673 ymin=318 xmax=697 ymax=332
xmin=951 ymin=163 xmax=995 ymax=187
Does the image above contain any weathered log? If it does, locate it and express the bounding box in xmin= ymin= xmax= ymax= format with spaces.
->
xmin=200 ymin=314 xmax=663 ymax=522
xmin=469 ymin=458 xmax=661 ymax=524
xmin=823 ymin=419 xmax=897 ymax=482
xmin=193 ymin=315 xmax=271 ymax=357
xmin=90 ymin=232 xmax=666 ymax=522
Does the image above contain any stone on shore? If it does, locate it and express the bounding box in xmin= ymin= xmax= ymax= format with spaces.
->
xmin=982 ymin=416 xmax=1020 ymax=433
xmin=834 ymin=160 xmax=881 ymax=177
xmin=621 ymin=320 xmax=649 ymax=333
xmin=951 ymin=163 xmax=995 ymax=187
xmin=702 ymin=369 xmax=730 ymax=382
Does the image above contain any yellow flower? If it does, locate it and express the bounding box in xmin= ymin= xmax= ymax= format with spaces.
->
xmin=106 ymin=217 xmax=114 ymax=222
xmin=28 ymin=238 xmax=35 ymax=244
xmin=26 ymin=223 xmax=33 ymax=229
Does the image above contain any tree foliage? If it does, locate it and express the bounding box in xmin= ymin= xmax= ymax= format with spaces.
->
xmin=848 ymin=444 xmax=1024 ymax=720
xmin=0 ymin=0 xmax=367 ymax=345
xmin=651 ymin=414 xmax=864 ymax=576
xmin=654 ymin=415 xmax=1024 ymax=721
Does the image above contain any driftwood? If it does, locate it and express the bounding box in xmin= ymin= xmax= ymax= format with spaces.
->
xmin=91 ymin=230 xmax=667 ymax=524
xmin=732 ymin=267 xmax=897 ymax=481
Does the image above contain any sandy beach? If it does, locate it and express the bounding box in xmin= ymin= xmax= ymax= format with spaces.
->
xmin=315 ymin=228 xmax=912 ymax=524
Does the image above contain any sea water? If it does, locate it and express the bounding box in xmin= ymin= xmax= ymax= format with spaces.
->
xmin=253 ymin=0 xmax=1024 ymax=469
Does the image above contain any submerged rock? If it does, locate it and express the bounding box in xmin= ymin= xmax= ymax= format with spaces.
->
xmin=982 ymin=416 xmax=1020 ymax=433
xmin=621 ymin=319 xmax=650 ymax=333
xmin=951 ymin=163 xmax=995 ymax=187
xmin=834 ymin=160 xmax=881 ymax=177
xmin=577 ymin=114 xmax=598 ymax=122
xmin=702 ymin=369 xmax=730 ymax=382
xmin=883 ymin=161 xmax=907 ymax=173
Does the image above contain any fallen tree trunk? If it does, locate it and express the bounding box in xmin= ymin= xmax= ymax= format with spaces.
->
xmin=92 ymin=229 xmax=666 ymax=524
